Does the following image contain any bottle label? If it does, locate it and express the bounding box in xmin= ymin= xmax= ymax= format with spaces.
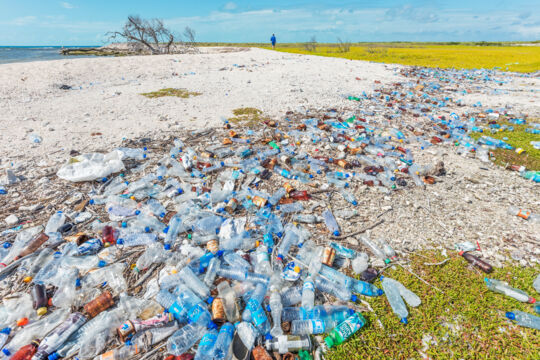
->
xmin=251 ymin=306 xmax=268 ymax=326
xmin=199 ymin=333 xmax=217 ymax=347
xmin=335 ymin=314 xmax=364 ymax=341
xmin=99 ymin=350 xmax=115 ymax=360
xmin=517 ymin=210 xmax=530 ymax=220
xmin=188 ymin=304 xmax=206 ymax=323
xmin=303 ymin=281 xmax=314 ymax=291
xmin=311 ymin=319 xmax=326 ymax=334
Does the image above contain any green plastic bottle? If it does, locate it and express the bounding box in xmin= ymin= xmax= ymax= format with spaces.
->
xmin=324 ymin=312 xmax=366 ymax=348
xmin=299 ymin=350 xmax=313 ymax=360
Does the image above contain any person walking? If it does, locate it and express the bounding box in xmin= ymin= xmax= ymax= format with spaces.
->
xmin=271 ymin=34 xmax=276 ymax=50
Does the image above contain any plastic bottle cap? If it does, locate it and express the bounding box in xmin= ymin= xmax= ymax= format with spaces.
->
xmin=206 ymin=296 xmax=214 ymax=304
xmin=352 ymin=201 xmax=358 ymax=206
xmin=117 ymin=239 xmax=124 ymax=245
xmin=121 ymin=222 xmax=127 ymax=228
xmin=216 ymin=250 xmax=224 ymax=257
xmin=377 ymin=289 xmax=384 ymax=296
xmin=37 ymin=307 xmax=48 ymax=316
xmin=208 ymin=321 xmax=218 ymax=330
xmin=400 ymin=318 xmax=408 ymax=324
xmin=135 ymin=210 xmax=141 ymax=215
xmin=164 ymin=244 xmax=171 ymax=250
xmin=23 ymin=276 xmax=33 ymax=283
xmin=2 ymin=349 xmax=11 ymax=356
xmin=145 ymin=227 xmax=151 ymax=233
xmin=265 ymin=333 xmax=273 ymax=340
xmin=333 ymin=231 xmax=340 ymax=236
xmin=17 ymin=318 xmax=29 ymax=326
xmin=505 ymin=312 xmax=516 ymax=320
xmin=163 ymin=226 xmax=169 ymax=234
xmin=529 ymin=298 xmax=536 ymax=304
xmin=294 ymin=266 xmax=301 ymax=273
xmin=350 ymin=294 xmax=358 ymax=302
xmin=98 ymin=260 xmax=107 ymax=267
xmin=75 ymin=278 xmax=81 ymax=287
xmin=0 ymin=328 xmax=11 ymax=335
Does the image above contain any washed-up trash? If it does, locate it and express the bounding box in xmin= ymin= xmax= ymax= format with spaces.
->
xmin=56 ymin=151 xmax=126 ymax=182
xmin=506 ymin=310 xmax=540 ymax=330
xmin=484 ymin=278 xmax=536 ymax=303
xmin=28 ymin=134 xmax=43 ymax=143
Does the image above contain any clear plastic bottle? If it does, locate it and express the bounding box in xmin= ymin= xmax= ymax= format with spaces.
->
xmin=155 ymin=290 xmax=188 ymax=323
xmin=301 ymin=276 xmax=315 ymax=311
xmin=278 ymin=202 xmax=304 ymax=214
xmin=281 ymin=286 xmax=302 ymax=307
xmin=268 ymin=188 xmax=287 ymax=206
xmin=203 ymin=257 xmax=221 ymax=286
xmin=265 ymin=335 xmax=311 ymax=354
xmin=223 ymin=252 xmax=251 ymax=271
xmin=32 ymin=312 xmax=87 ymax=360
xmin=534 ymin=274 xmax=540 ymax=294
xmin=116 ymin=233 xmax=157 ymax=247
xmin=383 ymin=278 xmax=419 ymax=306
xmin=322 ymin=209 xmax=340 ymax=236
xmin=164 ymin=215 xmax=183 ymax=249
xmin=194 ymin=328 xmax=218 ymax=360
xmin=485 ymin=278 xmax=535 ymax=303
xmin=505 ymin=310 xmax=540 ymax=330
xmin=217 ymin=266 xmax=269 ymax=285
xmin=0 ymin=328 xmax=11 ymax=351
xmin=360 ymin=236 xmax=389 ymax=263
xmin=236 ymin=322 xmax=257 ymax=351
xmin=314 ymin=276 xmax=356 ymax=302
xmin=381 ymin=276 xmax=408 ymax=324
xmin=351 ymin=252 xmax=369 ymax=274
xmin=44 ymin=211 xmax=65 ymax=235
xmin=507 ymin=206 xmax=540 ymax=223
xmin=166 ymin=322 xmax=207 ymax=356
xmin=213 ymin=322 xmax=234 ymax=360
xmin=253 ymin=245 xmax=272 ymax=276
xmin=291 ymin=308 xmax=353 ymax=335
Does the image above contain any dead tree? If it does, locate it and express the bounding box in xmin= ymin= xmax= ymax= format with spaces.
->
xmin=107 ymin=15 xmax=177 ymax=54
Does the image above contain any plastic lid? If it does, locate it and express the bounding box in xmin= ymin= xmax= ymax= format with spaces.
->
xmin=163 ymin=226 xmax=169 ymax=234
xmin=101 ymin=177 xmax=108 ymax=182
xmin=75 ymin=278 xmax=81 ymax=287
xmin=352 ymin=201 xmax=358 ymax=206
xmin=266 ymin=304 xmax=271 ymax=312
xmin=121 ymin=222 xmax=127 ymax=228
xmin=89 ymin=199 xmax=95 ymax=205
xmin=208 ymin=321 xmax=218 ymax=330
xmin=164 ymin=244 xmax=171 ymax=250
xmin=293 ymin=266 xmax=301 ymax=273
xmin=333 ymin=231 xmax=340 ymax=236
xmin=216 ymin=250 xmax=224 ymax=257
xmin=400 ymin=317 xmax=408 ymax=324
xmin=348 ymin=309 xmax=355 ymax=315
xmin=98 ymin=260 xmax=107 ymax=267
xmin=529 ymin=298 xmax=536 ymax=304
xmin=2 ymin=349 xmax=11 ymax=356
xmin=0 ymin=328 xmax=11 ymax=335
xmin=350 ymin=294 xmax=358 ymax=302
xmin=377 ymin=289 xmax=384 ymax=296
xmin=206 ymin=296 xmax=214 ymax=304
xmin=265 ymin=333 xmax=273 ymax=340
xmin=505 ymin=312 xmax=516 ymax=320
xmin=37 ymin=307 xmax=48 ymax=316
xmin=117 ymin=238 xmax=124 ymax=245
xmin=2 ymin=243 xmax=11 ymax=249
xmin=135 ymin=210 xmax=141 ymax=215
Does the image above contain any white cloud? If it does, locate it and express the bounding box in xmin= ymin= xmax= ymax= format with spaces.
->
xmin=61 ymin=2 xmax=76 ymax=9
xmin=11 ymin=16 xmax=37 ymax=26
xmin=223 ymin=2 xmax=237 ymax=11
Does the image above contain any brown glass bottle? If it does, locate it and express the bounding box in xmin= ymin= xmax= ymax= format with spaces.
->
xmin=459 ymin=251 xmax=493 ymax=273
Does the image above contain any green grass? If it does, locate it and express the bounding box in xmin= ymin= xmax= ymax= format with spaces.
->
xmin=253 ymin=43 xmax=540 ymax=73
xmin=141 ymin=88 xmax=202 ymax=98
xmin=326 ymin=251 xmax=540 ymax=360
xmin=469 ymin=120 xmax=540 ymax=170
xmin=228 ymin=107 xmax=270 ymax=127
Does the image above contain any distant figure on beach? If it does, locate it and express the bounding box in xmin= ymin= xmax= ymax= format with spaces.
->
xmin=271 ymin=34 xmax=276 ymax=49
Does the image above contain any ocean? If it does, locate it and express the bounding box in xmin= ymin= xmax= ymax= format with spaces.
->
xmin=0 ymin=46 xmax=97 ymax=64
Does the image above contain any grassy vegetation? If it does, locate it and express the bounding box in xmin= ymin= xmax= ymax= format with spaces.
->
xmin=228 ymin=107 xmax=270 ymax=127
xmin=141 ymin=88 xmax=202 ymax=98
xmin=326 ymin=251 xmax=540 ymax=360
xmin=469 ymin=120 xmax=540 ymax=170
xmin=253 ymin=43 xmax=540 ymax=73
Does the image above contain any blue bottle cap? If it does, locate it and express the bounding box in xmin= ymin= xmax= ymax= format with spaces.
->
xmin=178 ymin=188 xmax=184 ymax=194
xmin=102 ymin=177 xmax=108 ymax=183
xmin=333 ymin=231 xmax=340 ymax=236
xmin=157 ymin=176 xmax=163 ymax=180
xmin=121 ymin=222 xmax=127 ymax=228
xmin=145 ymin=226 xmax=151 ymax=233
xmin=89 ymin=199 xmax=95 ymax=205
xmin=98 ymin=260 xmax=107 ymax=267
xmin=163 ymin=226 xmax=169 ymax=234
xmin=277 ymin=232 xmax=283 ymax=238
xmin=352 ymin=201 xmax=358 ymax=206
xmin=48 ymin=352 xmax=59 ymax=360
xmin=2 ymin=349 xmax=11 ymax=356
xmin=160 ymin=212 xmax=165 ymax=218
xmin=216 ymin=250 xmax=224 ymax=257
xmin=143 ymin=154 xmax=147 ymax=159
xmin=75 ymin=278 xmax=82 ymax=287
xmin=377 ymin=289 xmax=384 ymax=296
xmin=266 ymin=304 xmax=271 ymax=312
xmin=505 ymin=312 xmax=516 ymax=320
xmin=379 ymin=275 xmax=385 ymax=280
xmin=208 ymin=321 xmax=218 ymax=330
xmin=348 ymin=309 xmax=355 ymax=315
xmin=2 ymin=242 xmax=11 ymax=249
xmin=164 ymin=244 xmax=171 ymax=250
xmin=215 ymin=228 xmax=220 ymax=235
xmin=350 ymin=294 xmax=358 ymax=302
xmin=143 ymin=147 xmax=147 ymax=151
xmin=0 ymin=328 xmax=11 ymax=335
xmin=206 ymin=296 xmax=214 ymax=304
xmin=117 ymin=238 xmax=124 ymax=245
xmin=135 ymin=210 xmax=141 ymax=215
xmin=265 ymin=333 xmax=273 ymax=340
xmin=400 ymin=317 xmax=408 ymax=324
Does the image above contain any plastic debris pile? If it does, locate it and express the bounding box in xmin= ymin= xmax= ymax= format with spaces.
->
xmin=0 ymin=65 xmax=539 ymax=360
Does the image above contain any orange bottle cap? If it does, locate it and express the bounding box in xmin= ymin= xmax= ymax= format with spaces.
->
xmin=17 ymin=317 xmax=29 ymax=326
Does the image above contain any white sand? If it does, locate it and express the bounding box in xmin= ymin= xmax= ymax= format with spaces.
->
xmin=0 ymin=47 xmax=538 ymax=164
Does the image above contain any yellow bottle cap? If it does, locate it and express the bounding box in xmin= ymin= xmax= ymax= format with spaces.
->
xmin=255 ymin=240 xmax=260 ymax=247
xmin=23 ymin=276 xmax=33 ymax=283
xmin=294 ymin=266 xmax=301 ymax=273
xmin=37 ymin=307 xmax=47 ymax=316
xmin=171 ymin=269 xmax=178 ymax=274
xmin=130 ymin=196 xmax=136 ymax=200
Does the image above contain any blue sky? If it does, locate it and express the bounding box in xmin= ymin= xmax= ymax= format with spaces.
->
xmin=0 ymin=1 xmax=538 ymax=45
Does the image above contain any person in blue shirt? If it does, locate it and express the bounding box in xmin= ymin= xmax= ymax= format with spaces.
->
xmin=271 ymin=34 xmax=276 ymax=49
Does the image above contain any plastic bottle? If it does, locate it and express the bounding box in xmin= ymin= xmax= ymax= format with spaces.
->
xmin=213 ymin=322 xmax=234 ymax=360
xmin=269 ymin=290 xmax=283 ymax=337
xmin=459 ymin=251 xmax=493 ymax=273
xmin=381 ymin=276 xmax=408 ymax=324
xmin=485 ymin=278 xmax=535 ymax=303
xmin=534 ymin=274 xmax=540 ymax=294
xmin=236 ymin=322 xmax=257 ymax=351
xmin=302 ymin=276 xmax=315 ymax=311
xmin=360 ymin=236 xmax=389 ymax=263
xmin=281 ymin=286 xmax=302 ymax=307
xmin=351 ymin=252 xmax=369 ymax=274
xmin=223 ymin=252 xmax=251 ymax=271
xmin=217 ymin=266 xmax=269 ymax=285
xmin=322 ymin=209 xmax=340 ymax=236
xmin=268 ymin=188 xmax=287 ymax=206
xmin=116 ymin=233 xmax=157 ymax=247
xmin=507 ymin=206 xmax=540 ymax=223
xmin=265 ymin=335 xmax=311 ymax=354
xmin=155 ymin=291 xmax=188 ymax=323
xmin=505 ymin=310 xmax=540 ymax=330
xmin=164 ymin=214 xmax=183 ymax=249
xmin=9 ymin=340 xmax=40 ymax=360
xmin=216 ymin=282 xmax=240 ymax=323
xmin=32 ymin=312 xmax=87 ymax=360
xmin=166 ymin=322 xmax=207 ymax=356
xmin=194 ymin=328 xmax=218 ymax=360
xmin=314 ymin=277 xmax=356 ymax=302
xmin=324 ymin=312 xmax=366 ymax=348
xmin=44 ymin=212 xmax=65 ymax=235
xmin=339 ymin=189 xmax=358 ymax=205
xmin=291 ymin=308 xmax=353 ymax=335
xmin=383 ymin=278 xmax=419 ymax=307
xmin=0 ymin=328 xmax=10 ymax=352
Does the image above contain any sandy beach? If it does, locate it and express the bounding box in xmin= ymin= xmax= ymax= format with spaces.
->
xmin=1 ymin=47 xmax=538 ymax=165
